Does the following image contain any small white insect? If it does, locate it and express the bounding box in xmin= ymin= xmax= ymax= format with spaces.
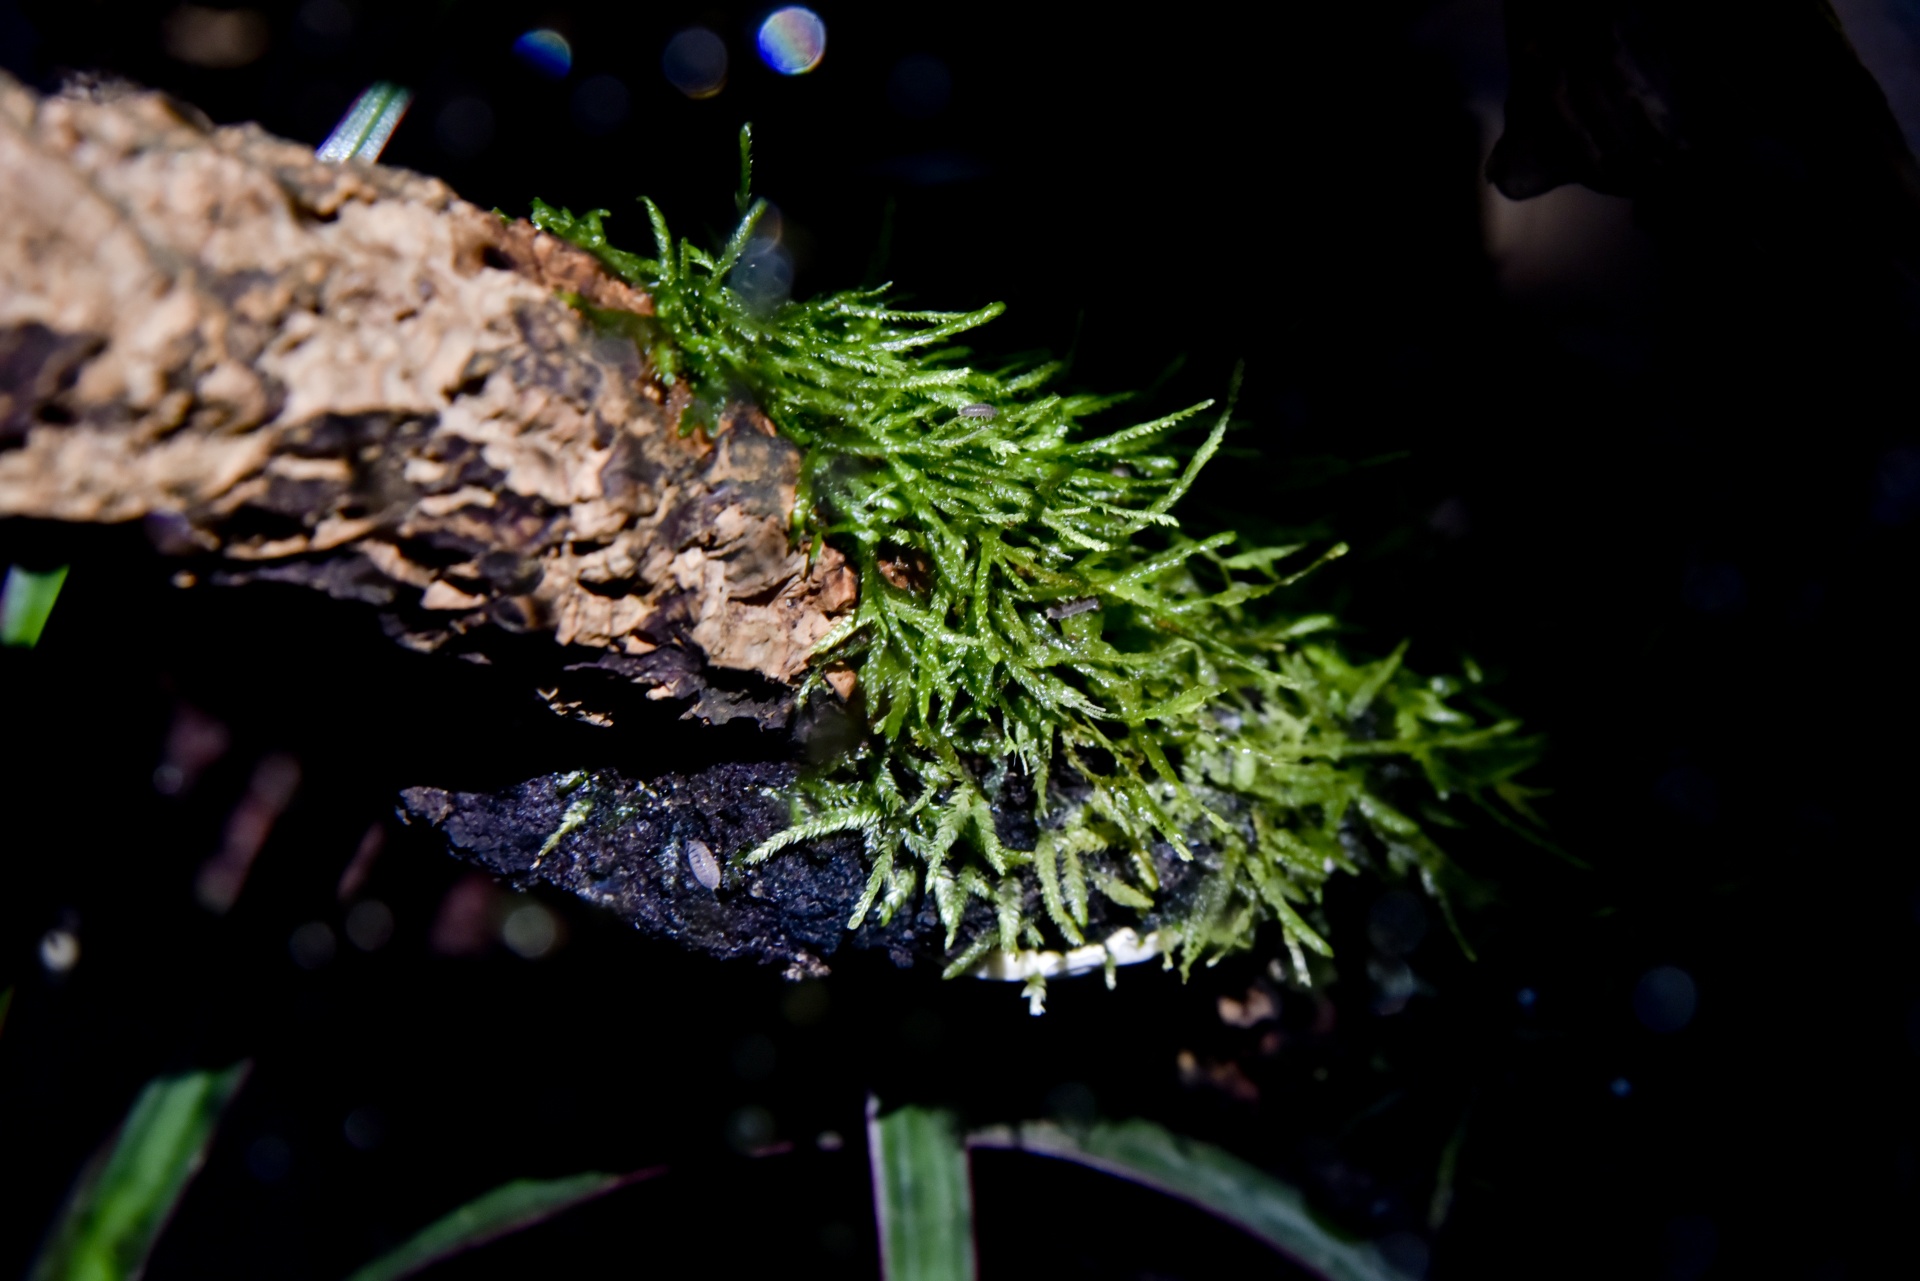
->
xmin=958 ymin=403 xmax=997 ymax=419
xmin=686 ymin=838 xmax=721 ymax=892
xmin=1044 ymin=596 xmax=1099 ymax=620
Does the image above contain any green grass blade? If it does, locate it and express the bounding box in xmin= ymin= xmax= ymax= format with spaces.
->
xmin=869 ymin=1098 xmax=975 ymax=1281
xmin=30 ymin=1061 xmax=250 ymax=1281
xmin=0 ymin=986 xmax=12 ymax=1039
xmin=315 ymin=82 xmax=413 ymax=163
xmin=2 ymin=564 xmax=68 ymax=647
xmin=343 ymin=1170 xmax=651 ymax=1281
xmin=968 ymin=1118 xmax=1401 ymax=1281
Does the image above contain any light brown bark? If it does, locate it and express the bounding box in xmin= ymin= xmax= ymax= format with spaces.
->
xmin=0 ymin=73 xmax=854 ymax=726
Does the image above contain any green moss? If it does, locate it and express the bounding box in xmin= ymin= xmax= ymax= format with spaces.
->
xmin=529 ymin=137 xmax=1542 ymax=979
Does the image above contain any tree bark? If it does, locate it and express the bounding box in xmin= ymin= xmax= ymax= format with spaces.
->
xmin=0 ymin=72 xmax=855 ymax=731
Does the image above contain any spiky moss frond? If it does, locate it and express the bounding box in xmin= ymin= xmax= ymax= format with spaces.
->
xmin=529 ymin=164 xmax=1542 ymax=977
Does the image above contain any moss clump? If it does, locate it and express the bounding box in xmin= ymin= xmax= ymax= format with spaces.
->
xmin=529 ymin=141 xmax=1541 ymax=979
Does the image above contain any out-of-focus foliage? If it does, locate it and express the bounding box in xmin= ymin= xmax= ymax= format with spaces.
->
xmin=2 ymin=564 xmax=68 ymax=648
xmin=29 ymin=1062 xmax=248 ymax=1281
xmin=869 ymin=1102 xmax=975 ymax=1281
xmin=343 ymin=1170 xmax=645 ymax=1281
xmin=969 ymin=1118 xmax=1401 ymax=1281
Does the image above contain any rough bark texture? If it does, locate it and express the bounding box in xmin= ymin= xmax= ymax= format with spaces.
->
xmin=0 ymin=72 xmax=855 ymax=728
xmin=399 ymin=763 xmax=940 ymax=978
xmin=399 ymin=761 xmax=1207 ymax=975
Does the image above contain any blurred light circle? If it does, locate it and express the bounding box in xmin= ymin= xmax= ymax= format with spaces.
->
xmin=342 ymin=1106 xmax=385 ymax=1151
xmin=295 ymin=0 xmax=352 ymax=52
xmin=513 ymin=27 xmax=572 ymax=78
xmin=572 ymin=74 xmax=631 ymax=133
xmin=162 ymin=5 xmax=270 ymax=70
xmin=663 ymin=27 xmax=728 ymax=99
xmin=344 ymin=899 xmax=394 ymax=951
xmin=247 ymin=1135 xmax=292 ymax=1184
xmin=39 ymin=928 xmax=79 ymax=974
xmin=1365 ymin=888 xmax=1428 ymax=956
xmin=502 ymin=902 xmax=559 ymax=958
xmin=435 ymin=96 xmax=495 ymax=158
xmin=1632 ymin=964 xmax=1699 ymax=1034
xmin=726 ymin=1104 xmax=776 ymax=1153
xmin=732 ymin=1033 xmax=777 ymax=1080
xmin=757 ymin=7 xmax=826 ymax=76
xmin=732 ymin=248 xmax=794 ymax=308
xmin=1376 ymin=1232 xmax=1431 ymax=1281
xmin=289 ymin=921 xmax=336 ymax=970
xmin=887 ymin=54 xmax=951 ymax=117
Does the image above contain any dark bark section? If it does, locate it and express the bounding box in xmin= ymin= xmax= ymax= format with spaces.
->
xmin=399 ymin=762 xmax=942 ymax=976
xmin=399 ymin=758 xmax=1214 ymax=975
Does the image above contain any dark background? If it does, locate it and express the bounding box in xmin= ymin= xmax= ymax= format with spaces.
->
xmin=3 ymin=2 xmax=1919 ymax=1278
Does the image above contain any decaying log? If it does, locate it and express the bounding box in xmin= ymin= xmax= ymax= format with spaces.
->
xmin=0 ymin=72 xmax=855 ymax=728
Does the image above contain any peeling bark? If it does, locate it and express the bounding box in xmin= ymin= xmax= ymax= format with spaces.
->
xmin=0 ymin=73 xmax=855 ymax=728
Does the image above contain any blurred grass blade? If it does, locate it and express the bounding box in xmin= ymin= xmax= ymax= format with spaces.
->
xmin=343 ymin=1170 xmax=655 ymax=1281
xmin=968 ymin=1118 xmax=1401 ymax=1281
xmin=31 ymin=1061 xmax=250 ymax=1281
xmin=868 ymin=1097 xmax=974 ymax=1281
xmin=316 ymin=82 xmax=412 ymax=163
xmin=0 ymin=986 xmax=12 ymax=1039
xmin=2 ymin=564 xmax=68 ymax=647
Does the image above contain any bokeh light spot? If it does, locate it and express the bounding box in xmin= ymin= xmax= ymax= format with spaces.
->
xmin=756 ymin=7 xmax=826 ymax=76
xmin=1610 ymin=1076 xmax=1633 ymax=1098
xmin=726 ymin=1104 xmax=775 ymax=1153
xmin=782 ymin=978 xmax=829 ymax=1025
xmin=732 ymin=1033 xmax=777 ymax=1080
xmin=435 ymin=96 xmax=494 ymax=159
xmin=663 ymin=27 xmax=728 ymax=99
xmin=572 ymin=74 xmax=630 ymax=134
xmin=502 ymin=901 xmax=559 ymax=958
xmin=1633 ymin=964 xmax=1699 ymax=1034
xmin=888 ymin=54 xmax=951 ymax=117
xmin=246 ymin=1134 xmax=292 ymax=1184
xmin=344 ymin=899 xmax=394 ymax=951
xmin=289 ymin=921 xmax=336 ymax=970
xmin=513 ymin=28 xmax=572 ymax=78
xmin=162 ymin=5 xmax=269 ymax=70
xmin=39 ymin=928 xmax=79 ymax=974
xmin=342 ymin=1106 xmax=385 ymax=1151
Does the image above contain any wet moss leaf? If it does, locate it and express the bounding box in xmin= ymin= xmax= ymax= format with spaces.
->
xmin=30 ymin=1061 xmax=249 ymax=1281
xmin=968 ymin=1118 xmax=1401 ymax=1281
xmin=869 ymin=1099 xmax=974 ymax=1281
xmin=343 ymin=1170 xmax=647 ymax=1281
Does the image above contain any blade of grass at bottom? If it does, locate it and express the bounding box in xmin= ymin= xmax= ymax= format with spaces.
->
xmin=2 ymin=564 xmax=68 ymax=647
xmin=342 ymin=1169 xmax=659 ymax=1281
xmin=869 ymin=1097 xmax=975 ymax=1281
xmin=30 ymin=1061 xmax=250 ymax=1281
xmin=967 ymin=1119 xmax=1401 ymax=1281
